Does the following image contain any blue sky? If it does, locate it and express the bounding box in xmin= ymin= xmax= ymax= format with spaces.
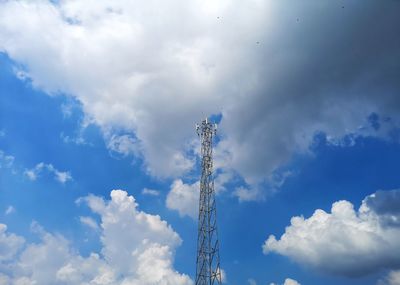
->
xmin=1 ymin=1 xmax=400 ymax=285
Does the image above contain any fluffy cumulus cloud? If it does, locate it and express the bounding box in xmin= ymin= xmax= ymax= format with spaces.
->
xmin=166 ymin=179 xmax=199 ymax=219
xmin=166 ymin=173 xmax=232 ymax=216
xmin=24 ymin=162 xmax=72 ymax=184
xmin=0 ymin=224 xmax=25 ymax=262
xmin=0 ymin=190 xmax=192 ymax=285
xmin=0 ymin=1 xmax=400 ymax=191
xmin=263 ymin=189 xmax=400 ymax=277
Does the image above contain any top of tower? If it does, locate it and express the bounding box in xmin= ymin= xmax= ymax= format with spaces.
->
xmin=196 ymin=117 xmax=217 ymax=136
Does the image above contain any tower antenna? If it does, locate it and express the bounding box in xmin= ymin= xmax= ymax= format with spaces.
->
xmin=195 ymin=117 xmax=222 ymax=285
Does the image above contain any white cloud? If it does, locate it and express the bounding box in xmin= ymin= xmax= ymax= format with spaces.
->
xmin=79 ymin=216 xmax=99 ymax=230
xmin=17 ymin=228 xmax=74 ymax=284
xmin=166 ymin=172 xmax=230 ymax=218
xmin=0 ymin=1 xmax=399 ymax=193
xmin=60 ymin=113 xmax=93 ymax=146
xmin=5 ymin=205 xmax=15 ymax=215
xmin=0 ymin=150 xmax=14 ymax=169
xmin=142 ymin=188 xmax=160 ymax=196
xmin=232 ymin=171 xmax=292 ymax=202
xmin=0 ymin=274 xmax=10 ymax=284
xmin=214 ymin=171 xmax=233 ymax=194
xmin=248 ymin=278 xmax=257 ymax=285
xmin=380 ymin=270 xmax=400 ymax=285
xmin=24 ymin=162 xmax=72 ymax=184
xmin=270 ymin=278 xmax=301 ymax=285
xmin=0 ymin=190 xmax=192 ymax=285
xmin=166 ymin=179 xmax=199 ymax=219
xmin=107 ymin=134 xmax=140 ymax=157
xmin=61 ymin=102 xmax=74 ymax=118
xmin=233 ymin=186 xmax=263 ymax=202
xmin=54 ymin=170 xmax=73 ymax=184
xmin=60 ymin=132 xmax=88 ymax=146
xmin=263 ymin=189 xmax=400 ymax=277
xmin=24 ymin=169 xmax=36 ymax=180
xmin=283 ymin=278 xmax=301 ymax=285
xmin=0 ymin=223 xmax=25 ymax=262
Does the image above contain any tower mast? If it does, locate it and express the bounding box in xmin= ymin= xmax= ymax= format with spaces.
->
xmin=195 ymin=118 xmax=222 ymax=285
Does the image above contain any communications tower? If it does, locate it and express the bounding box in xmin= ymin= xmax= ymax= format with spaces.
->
xmin=195 ymin=118 xmax=222 ymax=285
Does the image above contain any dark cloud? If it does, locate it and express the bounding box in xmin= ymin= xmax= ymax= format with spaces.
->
xmin=1 ymin=0 xmax=399 ymax=192
xmin=365 ymin=189 xmax=400 ymax=227
xmin=220 ymin=0 xmax=400 ymax=185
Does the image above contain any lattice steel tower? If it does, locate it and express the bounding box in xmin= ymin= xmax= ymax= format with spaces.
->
xmin=195 ymin=118 xmax=222 ymax=285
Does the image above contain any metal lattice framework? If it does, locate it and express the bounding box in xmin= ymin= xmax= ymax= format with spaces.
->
xmin=195 ymin=118 xmax=222 ymax=285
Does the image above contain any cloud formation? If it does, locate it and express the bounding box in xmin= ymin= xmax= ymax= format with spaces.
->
xmin=79 ymin=216 xmax=99 ymax=230
xmin=0 ymin=224 xmax=24 ymax=262
xmin=379 ymin=270 xmax=400 ymax=285
xmin=248 ymin=278 xmax=257 ymax=285
xmin=0 ymin=190 xmax=192 ymax=284
xmin=270 ymin=278 xmax=301 ymax=285
xmin=166 ymin=179 xmax=199 ymax=219
xmin=4 ymin=206 xmax=15 ymax=216
xmin=142 ymin=188 xmax=160 ymax=197
xmin=0 ymin=150 xmax=14 ymax=169
xmin=263 ymin=189 xmax=400 ymax=277
xmin=0 ymin=1 xmax=399 ymax=192
xmin=24 ymin=162 xmax=72 ymax=184
xmin=233 ymin=186 xmax=263 ymax=202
